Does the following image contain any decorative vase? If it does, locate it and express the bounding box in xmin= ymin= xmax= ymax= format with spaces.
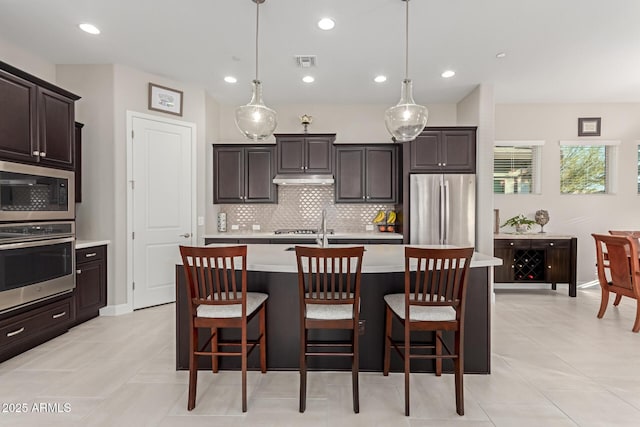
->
xmin=535 ymin=210 xmax=549 ymax=234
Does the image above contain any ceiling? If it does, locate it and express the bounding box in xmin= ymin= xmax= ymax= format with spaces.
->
xmin=1 ymin=0 xmax=639 ymax=106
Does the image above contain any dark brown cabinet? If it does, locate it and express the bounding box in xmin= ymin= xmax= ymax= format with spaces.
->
xmin=409 ymin=127 xmax=476 ymax=173
xmin=74 ymin=245 xmax=107 ymax=325
xmin=213 ymin=145 xmax=276 ymax=204
xmin=494 ymin=237 xmax=577 ymax=297
xmin=0 ymin=295 xmax=73 ymax=363
xmin=335 ymin=145 xmax=398 ymax=203
xmin=75 ymin=122 xmax=84 ymax=203
xmin=0 ymin=61 xmax=79 ymax=170
xmin=275 ymin=134 xmax=335 ymax=174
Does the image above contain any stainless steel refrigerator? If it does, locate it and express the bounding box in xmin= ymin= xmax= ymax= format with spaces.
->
xmin=409 ymin=174 xmax=476 ymax=246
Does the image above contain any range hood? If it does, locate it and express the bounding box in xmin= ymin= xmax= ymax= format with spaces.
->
xmin=272 ymin=174 xmax=334 ymax=186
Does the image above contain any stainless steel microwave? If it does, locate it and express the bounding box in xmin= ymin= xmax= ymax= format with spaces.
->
xmin=0 ymin=161 xmax=75 ymax=221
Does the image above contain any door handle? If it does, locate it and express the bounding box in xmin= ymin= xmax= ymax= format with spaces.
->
xmin=39 ymin=152 xmax=46 ymax=158
xmin=180 ymin=233 xmax=191 ymax=238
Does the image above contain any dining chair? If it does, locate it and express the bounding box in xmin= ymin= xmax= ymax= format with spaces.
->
xmin=592 ymin=233 xmax=640 ymax=332
xmin=179 ymin=245 xmax=268 ymax=412
xmin=294 ymin=245 xmax=365 ymax=413
xmin=383 ymin=246 xmax=474 ymax=416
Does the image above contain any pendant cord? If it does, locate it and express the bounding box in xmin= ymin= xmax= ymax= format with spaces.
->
xmin=404 ymin=0 xmax=409 ymax=81
xmin=255 ymin=0 xmax=260 ymax=81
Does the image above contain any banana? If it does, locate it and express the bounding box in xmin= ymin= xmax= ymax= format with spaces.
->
xmin=387 ymin=211 xmax=397 ymax=224
xmin=372 ymin=210 xmax=385 ymax=223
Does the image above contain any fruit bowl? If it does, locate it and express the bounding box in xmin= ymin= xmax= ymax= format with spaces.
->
xmin=373 ymin=210 xmax=396 ymax=233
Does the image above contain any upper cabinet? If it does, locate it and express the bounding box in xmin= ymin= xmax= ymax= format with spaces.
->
xmin=0 ymin=62 xmax=79 ymax=170
xmin=335 ymin=145 xmax=398 ymax=203
xmin=275 ymin=134 xmax=335 ymax=174
xmin=213 ymin=145 xmax=277 ymax=204
xmin=409 ymin=127 xmax=476 ymax=173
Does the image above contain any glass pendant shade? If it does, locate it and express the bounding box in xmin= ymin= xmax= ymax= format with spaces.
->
xmin=235 ymin=79 xmax=277 ymax=141
xmin=384 ymin=79 xmax=428 ymax=142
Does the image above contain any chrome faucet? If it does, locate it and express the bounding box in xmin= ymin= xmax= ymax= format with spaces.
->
xmin=317 ymin=208 xmax=328 ymax=247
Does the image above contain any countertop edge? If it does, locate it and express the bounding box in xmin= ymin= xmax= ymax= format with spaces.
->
xmin=76 ymin=239 xmax=111 ymax=249
xmin=494 ymin=233 xmax=576 ymax=239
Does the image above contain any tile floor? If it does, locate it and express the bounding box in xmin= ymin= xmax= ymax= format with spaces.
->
xmin=1 ymin=286 xmax=640 ymax=426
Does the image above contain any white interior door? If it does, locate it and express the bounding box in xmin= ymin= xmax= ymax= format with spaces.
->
xmin=132 ymin=116 xmax=193 ymax=309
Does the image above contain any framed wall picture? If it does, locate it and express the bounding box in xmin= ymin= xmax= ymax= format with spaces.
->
xmin=578 ymin=117 xmax=601 ymax=136
xmin=148 ymin=83 xmax=183 ymax=116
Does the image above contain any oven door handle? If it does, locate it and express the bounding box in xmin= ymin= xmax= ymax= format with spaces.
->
xmin=0 ymin=236 xmax=75 ymax=251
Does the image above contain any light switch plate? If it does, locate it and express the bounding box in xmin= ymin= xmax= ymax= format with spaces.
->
xmin=231 ymin=224 xmax=239 ymax=230
xmin=197 ymin=216 xmax=204 ymax=226
xmin=252 ymin=224 xmax=261 ymax=231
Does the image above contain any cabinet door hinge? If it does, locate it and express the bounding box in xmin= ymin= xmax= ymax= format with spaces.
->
xmin=130 ymin=180 xmax=135 ymax=190
xmin=132 ymin=231 xmax=135 ymax=240
xmin=133 ymin=282 xmax=135 ymax=290
xmin=131 ymin=130 xmax=134 ymax=139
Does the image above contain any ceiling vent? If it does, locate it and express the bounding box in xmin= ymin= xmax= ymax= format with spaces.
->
xmin=295 ymin=55 xmax=317 ymax=68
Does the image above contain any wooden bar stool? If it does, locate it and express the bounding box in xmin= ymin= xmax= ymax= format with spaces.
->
xmin=179 ymin=245 xmax=268 ymax=412
xmin=593 ymin=233 xmax=640 ymax=332
xmin=383 ymin=246 xmax=474 ymax=416
xmin=294 ymin=245 xmax=364 ymax=413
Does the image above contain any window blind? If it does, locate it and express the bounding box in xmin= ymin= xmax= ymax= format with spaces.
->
xmin=493 ymin=146 xmax=537 ymax=194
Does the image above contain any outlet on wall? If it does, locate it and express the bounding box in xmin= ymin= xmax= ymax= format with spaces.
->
xmin=252 ymin=224 xmax=261 ymax=231
xmin=231 ymin=224 xmax=239 ymax=230
xmin=365 ymin=224 xmax=374 ymax=231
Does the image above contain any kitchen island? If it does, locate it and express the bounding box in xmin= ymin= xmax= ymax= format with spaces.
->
xmin=175 ymin=244 xmax=501 ymax=374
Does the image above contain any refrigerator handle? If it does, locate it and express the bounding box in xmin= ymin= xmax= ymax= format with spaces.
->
xmin=439 ymin=181 xmax=445 ymax=244
xmin=444 ymin=180 xmax=450 ymax=244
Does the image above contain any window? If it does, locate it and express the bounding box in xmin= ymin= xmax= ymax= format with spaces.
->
xmin=493 ymin=142 xmax=541 ymax=194
xmin=560 ymin=143 xmax=613 ymax=194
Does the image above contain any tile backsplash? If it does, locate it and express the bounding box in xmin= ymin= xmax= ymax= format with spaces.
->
xmin=220 ymin=186 xmax=394 ymax=232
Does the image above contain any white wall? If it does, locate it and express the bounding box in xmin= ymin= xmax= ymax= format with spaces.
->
xmin=58 ymin=63 xmax=209 ymax=309
xmin=0 ymin=37 xmax=55 ymax=82
xmin=457 ymin=84 xmax=496 ymax=257
xmin=215 ymin=103 xmax=458 ymax=143
xmin=495 ymin=103 xmax=640 ymax=284
xmin=56 ymin=64 xmax=117 ymax=305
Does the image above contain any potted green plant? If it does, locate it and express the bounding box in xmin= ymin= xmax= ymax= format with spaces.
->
xmin=500 ymin=214 xmax=536 ymax=233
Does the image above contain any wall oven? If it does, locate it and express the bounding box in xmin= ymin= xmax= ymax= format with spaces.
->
xmin=0 ymin=221 xmax=75 ymax=313
xmin=0 ymin=161 xmax=74 ymax=222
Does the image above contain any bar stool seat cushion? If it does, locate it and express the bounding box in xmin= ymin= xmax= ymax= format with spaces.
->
xmin=384 ymin=294 xmax=456 ymax=321
xmin=197 ymin=292 xmax=268 ymax=318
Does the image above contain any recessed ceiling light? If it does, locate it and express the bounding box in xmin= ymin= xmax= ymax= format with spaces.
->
xmin=374 ymin=75 xmax=387 ymax=83
xmin=317 ymin=18 xmax=335 ymax=30
xmin=302 ymin=75 xmax=315 ymax=83
xmin=441 ymin=70 xmax=455 ymax=78
xmin=224 ymin=76 xmax=237 ymax=83
xmin=496 ymin=52 xmax=507 ymax=58
xmin=78 ymin=23 xmax=100 ymax=35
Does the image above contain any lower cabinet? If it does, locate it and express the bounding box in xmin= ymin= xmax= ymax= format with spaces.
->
xmin=74 ymin=245 xmax=107 ymax=325
xmin=0 ymin=295 xmax=73 ymax=362
xmin=494 ymin=237 xmax=577 ymax=297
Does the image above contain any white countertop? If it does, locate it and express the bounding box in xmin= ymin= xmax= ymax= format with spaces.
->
xmin=188 ymin=243 xmax=501 ymax=273
xmin=203 ymin=232 xmax=403 ymax=240
xmin=76 ymin=239 xmax=111 ymax=249
xmin=494 ymin=233 xmax=575 ymax=239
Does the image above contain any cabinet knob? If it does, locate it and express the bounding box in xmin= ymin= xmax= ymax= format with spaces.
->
xmin=442 ymin=162 xmax=446 ymax=166
xmin=438 ymin=162 xmax=442 ymax=166
xmin=39 ymin=152 xmax=46 ymax=158
xmin=509 ymin=242 xmax=514 ymax=246
xmin=300 ymin=167 xmax=304 ymax=170
xmin=180 ymin=233 xmax=191 ymax=238
xmin=549 ymin=242 xmax=554 ymax=246
xmin=76 ymin=269 xmax=82 ymax=274
xmin=32 ymin=150 xmax=40 ymax=156
xmin=548 ymin=265 xmax=551 ymax=269
xmin=511 ymin=265 xmax=514 ymax=269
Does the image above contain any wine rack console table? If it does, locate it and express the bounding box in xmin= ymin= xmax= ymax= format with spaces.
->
xmin=494 ymin=234 xmax=578 ymax=297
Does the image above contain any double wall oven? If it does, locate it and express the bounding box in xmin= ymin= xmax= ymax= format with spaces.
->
xmin=0 ymin=161 xmax=75 ymax=313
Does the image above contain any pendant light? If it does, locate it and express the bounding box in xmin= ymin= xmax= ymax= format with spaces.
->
xmin=235 ymin=0 xmax=277 ymax=141
xmin=384 ymin=0 xmax=428 ymax=142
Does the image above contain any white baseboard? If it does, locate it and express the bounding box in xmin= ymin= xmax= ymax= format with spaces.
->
xmin=99 ymin=303 xmax=133 ymax=316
